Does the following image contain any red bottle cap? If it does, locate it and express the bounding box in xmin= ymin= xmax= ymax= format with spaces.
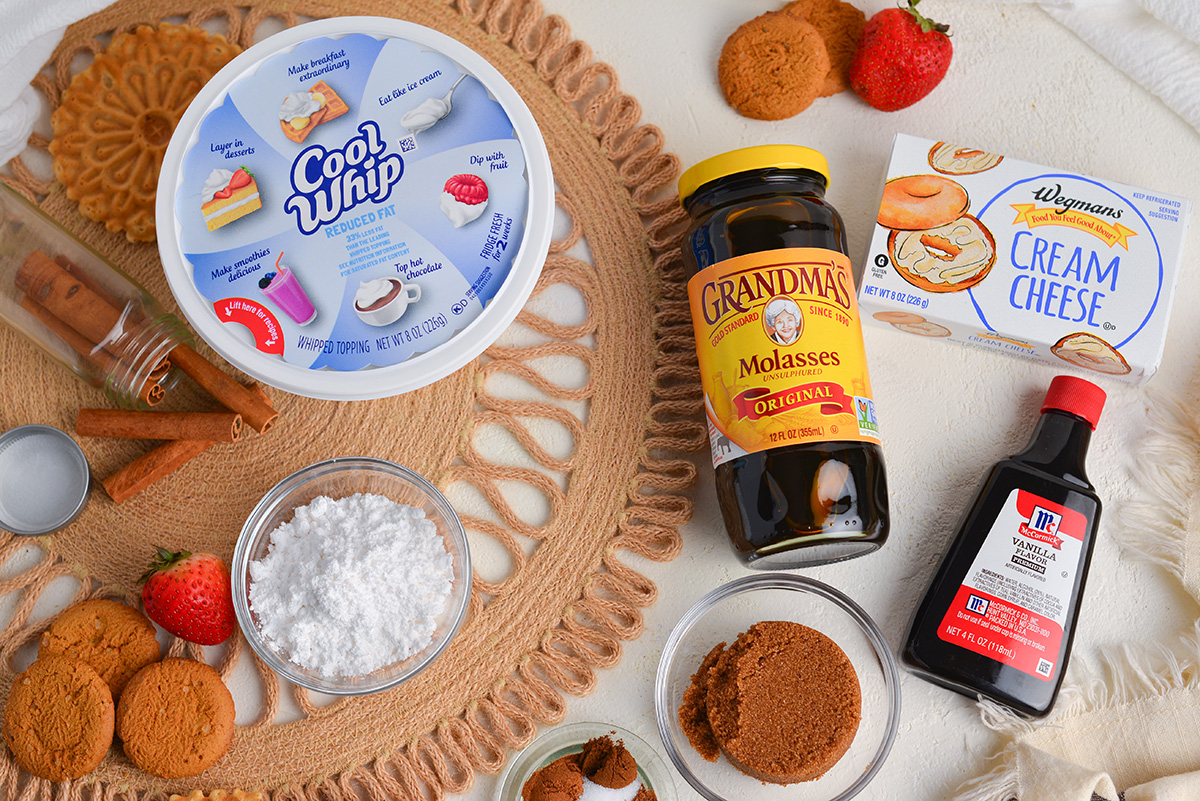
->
xmin=1042 ymin=375 xmax=1105 ymax=429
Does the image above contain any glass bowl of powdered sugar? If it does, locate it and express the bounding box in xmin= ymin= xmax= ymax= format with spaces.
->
xmin=232 ymin=457 xmax=471 ymax=695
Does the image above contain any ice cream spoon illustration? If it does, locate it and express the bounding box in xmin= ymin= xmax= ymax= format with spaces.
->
xmin=401 ymin=74 xmax=468 ymax=134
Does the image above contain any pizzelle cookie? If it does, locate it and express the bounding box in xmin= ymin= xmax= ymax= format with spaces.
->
xmin=783 ymin=0 xmax=867 ymax=96
xmin=4 ymin=655 xmax=115 ymax=781
xmin=39 ymin=599 xmax=161 ymax=699
xmin=50 ymin=24 xmax=241 ymax=242
xmin=719 ymin=12 xmax=830 ymax=120
xmin=116 ymin=657 xmax=236 ymax=779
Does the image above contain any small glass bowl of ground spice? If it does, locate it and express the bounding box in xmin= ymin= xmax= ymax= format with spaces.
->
xmin=654 ymin=575 xmax=900 ymax=801
xmin=497 ymin=722 xmax=677 ymax=801
xmin=232 ymin=457 xmax=471 ymax=695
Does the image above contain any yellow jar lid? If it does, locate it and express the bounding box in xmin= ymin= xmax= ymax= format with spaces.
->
xmin=678 ymin=145 xmax=831 ymax=204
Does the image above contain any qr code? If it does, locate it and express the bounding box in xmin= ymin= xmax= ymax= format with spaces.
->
xmin=398 ymin=136 xmax=417 ymax=153
xmin=1036 ymin=658 xmax=1054 ymax=677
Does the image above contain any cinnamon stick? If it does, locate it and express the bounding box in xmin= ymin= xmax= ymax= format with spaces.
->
xmin=20 ymin=296 xmax=118 ymax=374
xmin=16 ymin=250 xmax=123 ymax=344
xmin=139 ymin=380 xmax=165 ymax=407
xmin=170 ymin=344 xmax=279 ymax=434
xmin=101 ymin=385 xmax=273 ymax=504
xmin=53 ymin=254 xmax=129 ymax=316
xmin=77 ymin=410 xmax=243 ymax=443
xmin=22 ymin=296 xmax=163 ymax=406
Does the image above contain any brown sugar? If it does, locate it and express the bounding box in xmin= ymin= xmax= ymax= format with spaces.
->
xmin=678 ymin=642 xmax=725 ymax=761
xmin=678 ymin=620 xmax=861 ymax=784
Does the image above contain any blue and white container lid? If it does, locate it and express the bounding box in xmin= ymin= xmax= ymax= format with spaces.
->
xmin=158 ymin=17 xmax=554 ymax=400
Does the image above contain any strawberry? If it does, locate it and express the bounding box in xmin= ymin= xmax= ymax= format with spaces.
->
xmin=140 ymin=547 xmax=236 ymax=646
xmin=849 ymin=0 xmax=952 ymax=112
xmin=228 ymin=167 xmax=253 ymax=190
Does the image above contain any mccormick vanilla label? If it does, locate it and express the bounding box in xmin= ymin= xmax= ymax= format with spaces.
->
xmin=860 ymin=134 xmax=1191 ymax=384
xmin=687 ymin=248 xmax=880 ymax=468
xmin=175 ymin=33 xmax=528 ymax=371
xmin=936 ymin=489 xmax=1085 ymax=681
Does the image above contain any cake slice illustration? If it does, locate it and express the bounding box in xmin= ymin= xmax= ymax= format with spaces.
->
xmin=278 ymin=80 xmax=349 ymax=143
xmin=201 ymin=167 xmax=261 ymax=232
xmin=439 ymin=173 xmax=488 ymax=228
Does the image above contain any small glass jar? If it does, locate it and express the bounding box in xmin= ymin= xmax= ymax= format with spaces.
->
xmin=0 ymin=183 xmax=190 ymax=407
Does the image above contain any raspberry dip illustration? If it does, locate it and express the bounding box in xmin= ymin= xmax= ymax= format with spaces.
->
xmin=202 ymin=167 xmax=261 ymax=231
xmin=159 ymin=20 xmax=555 ymax=399
xmin=355 ymin=277 xmax=421 ymax=326
xmin=259 ymin=254 xmax=317 ymax=326
xmin=279 ymin=80 xmax=348 ymax=143
xmin=440 ymin=173 xmax=488 ymax=228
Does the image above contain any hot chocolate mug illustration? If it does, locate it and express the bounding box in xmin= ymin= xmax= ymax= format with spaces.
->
xmin=355 ymin=277 xmax=421 ymax=326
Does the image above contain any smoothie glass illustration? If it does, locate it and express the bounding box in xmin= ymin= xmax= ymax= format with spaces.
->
xmin=259 ymin=252 xmax=317 ymax=325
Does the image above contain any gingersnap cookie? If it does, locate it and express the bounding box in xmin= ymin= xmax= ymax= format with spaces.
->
xmin=50 ymin=24 xmax=241 ymax=242
xmin=1051 ymin=332 xmax=1131 ymax=375
xmin=928 ymin=141 xmax=1004 ymax=175
xmin=782 ymin=0 xmax=867 ymax=96
xmin=718 ymin=12 xmax=831 ymax=121
xmin=39 ymin=599 xmax=161 ymax=699
xmin=4 ymin=655 xmax=115 ymax=781
xmin=878 ymin=174 xmax=969 ymax=231
xmin=888 ymin=214 xmax=996 ymax=293
xmin=700 ymin=621 xmax=860 ymax=784
xmin=116 ymin=657 xmax=236 ymax=779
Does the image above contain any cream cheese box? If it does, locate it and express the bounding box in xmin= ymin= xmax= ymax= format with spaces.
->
xmin=859 ymin=133 xmax=1191 ymax=384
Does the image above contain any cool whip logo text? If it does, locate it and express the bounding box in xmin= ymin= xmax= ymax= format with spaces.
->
xmin=285 ymin=121 xmax=403 ymax=235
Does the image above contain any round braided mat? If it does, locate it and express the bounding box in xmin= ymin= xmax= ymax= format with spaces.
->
xmin=0 ymin=0 xmax=704 ymax=797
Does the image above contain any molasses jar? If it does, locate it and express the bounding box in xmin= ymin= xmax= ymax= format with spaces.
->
xmin=679 ymin=145 xmax=889 ymax=568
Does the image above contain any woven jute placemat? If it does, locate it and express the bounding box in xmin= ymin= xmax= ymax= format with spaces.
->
xmin=0 ymin=0 xmax=704 ymax=796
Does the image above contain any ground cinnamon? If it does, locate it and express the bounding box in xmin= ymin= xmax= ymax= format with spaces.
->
xmin=77 ymin=409 xmax=244 ymax=443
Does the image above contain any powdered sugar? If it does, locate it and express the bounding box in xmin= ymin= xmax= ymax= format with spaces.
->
xmin=248 ymin=493 xmax=454 ymax=678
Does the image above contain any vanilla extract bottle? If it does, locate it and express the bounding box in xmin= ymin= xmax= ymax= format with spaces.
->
xmin=902 ymin=375 xmax=1104 ymax=717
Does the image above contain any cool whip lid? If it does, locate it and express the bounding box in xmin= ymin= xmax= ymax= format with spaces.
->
xmin=157 ymin=17 xmax=554 ymax=400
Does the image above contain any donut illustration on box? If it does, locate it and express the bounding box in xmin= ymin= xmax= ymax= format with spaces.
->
xmin=871 ymin=311 xmax=951 ymax=338
xmin=927 ymin=142 xmax=1004 ymax=175
xmin=279 ymin=80 xmax=349 ymax=143
xmin=877 ymin=174 xmax=996 ymax=293
xmin=1051 ymin=332 xmax=1131 ymax=376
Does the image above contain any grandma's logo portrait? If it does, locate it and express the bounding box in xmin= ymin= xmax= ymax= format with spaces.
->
xmin=762 ymin=295 xmax=803 ymax=346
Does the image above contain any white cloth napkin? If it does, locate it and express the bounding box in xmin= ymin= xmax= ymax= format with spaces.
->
xmin=977 ymin=0 xmax=1200 ymax=135
xmin=0 ymin=0 xmax=111 ymax=164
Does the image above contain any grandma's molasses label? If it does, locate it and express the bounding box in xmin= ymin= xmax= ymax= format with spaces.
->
xmin=686 ymin=247 xmax=880 ymax=468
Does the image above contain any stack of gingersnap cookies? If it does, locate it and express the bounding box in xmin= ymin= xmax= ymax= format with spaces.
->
xmin=3 ymin=599 xmax=236 ymax=782
xmin=719 ymin=0 xmax=865 ymax=120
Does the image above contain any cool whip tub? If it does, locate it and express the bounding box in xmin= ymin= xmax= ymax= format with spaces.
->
xmin=158 ymin=17 xmax=554 ymax=399
xmin=860 ymin=134 xmax=1191 ymax=384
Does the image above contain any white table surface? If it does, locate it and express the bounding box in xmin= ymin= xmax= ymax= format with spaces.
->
xmin=1 ymin=2 xmax=1197 ymax=799
xmin=464 ymin=1 xmax=1200 ymax=800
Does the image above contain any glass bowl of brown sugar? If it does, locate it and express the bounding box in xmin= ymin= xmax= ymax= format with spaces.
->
xmin=654 ymin=574 xmax=900 ymax=801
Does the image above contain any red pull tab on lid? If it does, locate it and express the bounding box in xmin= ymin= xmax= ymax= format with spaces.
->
xmin=1042 ymin=375 xmax=1106 ymax=429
